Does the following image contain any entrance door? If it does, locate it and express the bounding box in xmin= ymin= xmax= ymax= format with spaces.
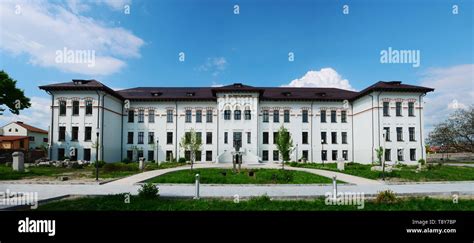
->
xmin=233 ymin=132 xmax=242 ymax=151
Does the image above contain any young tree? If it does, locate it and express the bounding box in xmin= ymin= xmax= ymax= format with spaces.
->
xmin=375 ymin=146 xmax=384 ymax=165
xmin=179 ymin=128 xmax=202 ymax=171
xmin=275 ymin=126 xmax=293 ymax=170
xmin=427 ymin=106 xmax=474 ymax=152
xmin=0 ymin=71 xmax=31 ymax=115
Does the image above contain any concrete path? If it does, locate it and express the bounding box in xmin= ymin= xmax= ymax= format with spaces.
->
xmin=108 ymin=163 xmax=383 ymax=185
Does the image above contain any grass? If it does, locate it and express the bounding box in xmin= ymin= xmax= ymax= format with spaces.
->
xmin=287 ymin=162 xmax=474 ymax=182
xmin=0 ymin=161 xmax=187 ymax=180
xmin=38 ymin=194 xmax=474 ymax=211
xmin=145 ymin=168 xmax=336 ymax=184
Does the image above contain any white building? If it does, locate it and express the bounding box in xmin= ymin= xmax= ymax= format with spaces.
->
xmin=0 ymin=121 xmax=49 ymax=150
xmin=39 ymin=80 xmax=434 ymax=164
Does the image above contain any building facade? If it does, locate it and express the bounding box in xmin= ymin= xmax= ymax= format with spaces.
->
xmin=40 ymin=80 xmax=434 ymax=164
xmin=0 ymin=121 xmax=48 ymax=150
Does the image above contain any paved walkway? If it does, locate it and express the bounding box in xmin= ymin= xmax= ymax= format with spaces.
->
xmin=108 ymin=163 xmax=383 ymax=185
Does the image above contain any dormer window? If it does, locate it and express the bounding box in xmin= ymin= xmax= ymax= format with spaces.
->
xmin=387 ymin=81 xmax=402 ymax=85
xmin=72 ymin=80 xmax=91 ymax=85
xmin=233 ymin=83 xmax=243 ymax=88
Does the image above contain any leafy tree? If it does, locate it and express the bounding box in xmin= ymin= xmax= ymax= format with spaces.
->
xmin=275 ymin=126 xmax=293 ymax=170
xmin=0 ymin=71 xmax=31 ymax=115
xmin=179 ymin=128 xmax=202 ymax=170
xmin=427 ymin=106 xmax=474 ymax=152
xmin=375 ymin=146 xmax=384 ymax=165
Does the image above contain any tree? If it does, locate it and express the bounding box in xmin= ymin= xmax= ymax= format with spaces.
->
xmin=375 ymin=146 xmax=384 ymax=165
xmin=427 ymin=106 xmax=474 ymax=152
xmin=275 ymin=126 xmax=293 ymax=170
xmin=0 ymin=71 xmax=31 ymax=115
xmin=179 ymin=129 xmax=202 ymax=171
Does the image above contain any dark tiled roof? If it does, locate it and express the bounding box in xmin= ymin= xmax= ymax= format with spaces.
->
xmin=39 ymin=80 xmax=434 ymax=102
xmin=0 ymin=136 xmax=29 ymax=141
xmin=14 ymin=122 xmax=48 ymax=134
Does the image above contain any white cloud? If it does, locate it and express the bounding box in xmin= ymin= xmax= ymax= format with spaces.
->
xmin=284 ymin=68 xmax=354 ymax=90
xmin=197 ymin=57 xmax=227 ymax=76
xmin=0 ymin=96 xmax=51 ymax=131
xmin=0 ymin=0 xmax=144 ymax=76
xmin=420 ymin=64 xmax=474 ymax=135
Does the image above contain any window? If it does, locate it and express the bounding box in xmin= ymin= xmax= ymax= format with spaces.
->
xmin=127 ymin=132 xmax=133 ymax=144
xmin=302 ymin=150 xmax=308 ymax=160
xmin=397 ymin=149 xmax=404 ymax=161
xmin=383 ymin=102 xmax=390 ymax=117
xmin=185 ymin=132 xmax=191 ymax=143
xmin=273 ymin=150 xmax=279 ymax=161
xmin=196 ymin=110 xmax=202 ymax=123
xmin=83 ymin=149 xmax=91 ymax=161
xmin=138 ymin=150 xmax=144 ymax=159
xmin=167 ymin=132 xmax=173 ymax=144
xmin=58 ymin=148 xmax=65 ymax=160
xmin=195 ymin=132 xmax=202 ymax=144
xmin=332 ymin=150 xmax=337 ymax=161
xmin=273 ymin=132 xmax=278 ymax=144
xmin=206 ymin=151 xmax=212 ymax=161
xmin=195 ymin=151 xmax=202 ymax=161
xmin=128 ymin=110 xmax=134 ymax=123
xmin=396 ymin=102 xmax=402 ymax=116
xmin=20 ymin=140 xmax=24 ymax=149
xmin=385 ymin=149 xmax=391 ymax=161
xmin=331 ymin=132 xmax=337 ymax=144
xmin=72 ymin=100 xmax=79 ymax=115
xmin=43 ymin=138 xmax=48 ymax=143
xmin=331 ymin=110 xmax=336 ymax=123
xmin=302 ymin=110 xmax=308 ymax=123
xmin=284 ymin=110 xmax=290 ymax=123
xmin=244 ymin=110 xmax=251 ymax=120
xmin=302 ymin=132 xmax=308 ymax=144
xmin=247 ymin=132 xmax=251 ymax=144
xmin=206 ymin=110 xmax=213 ymax=123
xmin=320 ymin=110 xmax=326 ymax=123
xmin=273 ymin=110 xmax=279 ymax=123
xmin=224 ymin=110 xmax=231 ymax=120
xmin=185 ymin=150 xmax=191 ymax=161
xmin=29 ymin=136 xmax=35 ymax=141
xmin=137 ymin=132 xmax=144 ymax=144
xmin=148 ymin=151 xmax=154 ymax=161
xmin=383 ymin=127 xmax=390 ymax=141
xmin=397 ymin=127 xmax=403 ymax=141
xmin=85 ymin=100 xmax=93 ymax=115
xmin=321 ymin=150 xmax=327 ymax=161
xmin=185 ymin=110 xmax=192 ymax=123
xmin=234 ymin=110 xmax=241 ymax=120
xmin=166 ymin=151 xmax=173 ymax=161
xmin=263 ymin=132 xmax=269 ymax=144
xmin=341 ymin=111 xmax=347 ymax=123
xmin=410 ymin=149 xmax=416 ymax=161
xmin=206 ymin=132 xmax=212 ymax=144
xmin=262 ymin=150 xmax=269 ymax=161
xmin=83 ymin=127 xmax=92 ymax=141
xmin=148 ymin=110 xmax=155 ymax=123
xmin=72 ymin=127 xmax=78 ymax=141
xmin=263 ymin=110 xmax=269 ymax=122
xmin=59 ymin=101 xmax=66 ymax=116
xmin=342 ymin=132 xmax=347 ymax=144
xmin=321 ymin=132 xmax=327 ymax=144
xmin=167 ymin=110 xmax=173 ymax=123
xmin=59 ymin=126 xmax=66 ymax=141
xmin=409 ymin=127 xmax=415 ymax=141
xmin=127 ymin=150 xmax=133 ymax=161
xmin=148 ymin=132 xmax=154 ymax=144
xmin=224 ymin=132 xmax=228 ymax=144
xmin=342 ymin=150 xmax=348 ymax=160
xmin=408 ymin=102 xmax=415 ymax=117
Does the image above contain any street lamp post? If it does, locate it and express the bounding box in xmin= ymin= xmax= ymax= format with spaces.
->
xmin=156 ymin=138 xmax=159 ymax=164
xmin=295 ymin=143 xmax=298 ymax=162
xmin=95 ymin=131 xmax=99 ymax=181
xmin=321 ymin=139 xmax=325 ymax=167
xmin=382 ymin=130 xmax=387 ymax=181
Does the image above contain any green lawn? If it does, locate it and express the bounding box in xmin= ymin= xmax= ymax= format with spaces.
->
xmin=0 ymin=162 xmax=187 ymax=180
xmin=38 ymin=194 xmax=474 ymax=211
xmin=145 ymin=168 xmax=336 ymax=184
xmin=287 ymin=162 xmax=474 ymax=182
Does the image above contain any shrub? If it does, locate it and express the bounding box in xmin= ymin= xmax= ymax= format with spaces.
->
xmin=418 ymin=159 xmax=426 ymax=165
xmin=178 ymin=157 xmax=187 ymax=163
xmin=91 ymin=160 xmax=106 ymax=168
xmin=122 ymin=158 xmax=131 ymax=164
xmin=375 ymin=190 xmax=397 ymax=204
xmin=138 ymin=183 xmax=159 ymax=199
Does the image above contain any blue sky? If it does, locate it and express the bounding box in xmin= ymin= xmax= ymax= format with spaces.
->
xmin=0 ymin=0 xmax=473 ymax=133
